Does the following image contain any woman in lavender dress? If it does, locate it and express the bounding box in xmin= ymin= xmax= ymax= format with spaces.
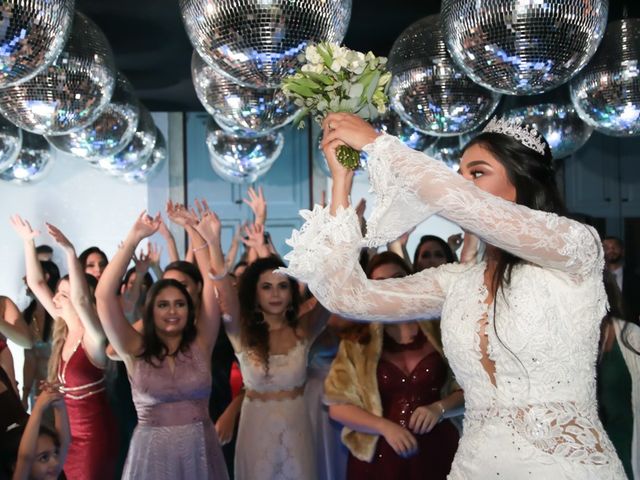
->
xmin=96 ymin=212 xmax=228 ymax=480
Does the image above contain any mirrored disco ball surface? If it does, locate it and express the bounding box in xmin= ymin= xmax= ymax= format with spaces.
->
xmin=388 ymin=15 xmax=500 ymax=137
xmin=47 ymin=73 xmax=140 ymax=158
xmin=424 ymin=136 xmax=464 ymax=171
xmin=96 ymin=107 xmax=156 ymax=174
xmin=0 ymin=115 xmax=22 ymax=171
xmin=0 ymin=131 xmax=52 ymax=183
xmin=192 ymin=52 xmax=298 ymax=135
xmin=206 ymin=126 xmax=283 ymax=184
xmin=442 ymin=0 xmax=608 ymax=95
xmin=0 ymin=12 xmax=116 ymax=135
xmin=504 ymin=103 xmax=593 ymax=159
xmin=372 ymin=110 xmax=437 ymax=151
xmin=570 ymin=19 xmax=640 ymax=137
xmin=0 ymin=0 xmax=74 ymax=88
xmin=180 ymin=0 xmax=351 ymax=88
xmin=122 ymin=128 xmax=167 ymax=184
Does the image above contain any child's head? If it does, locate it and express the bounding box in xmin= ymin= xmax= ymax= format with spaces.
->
xmin=29 ymin=426 xmax=62 ymax=480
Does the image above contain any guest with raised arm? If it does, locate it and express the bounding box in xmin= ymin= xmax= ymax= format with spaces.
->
xmin=10 ymin=217 xmax=117 ymax=480
xmin=0 ymin=297 xmax=32 ymax=394
xmin=11 ymin=383 xmax=70 ymax=480
xmin=193 ymin=201 xmax=330 ymax=480
xmin=95 ymin=211 xmax=228 ymax=480
xmin=282 ymin=112 xmax=627 ymax=478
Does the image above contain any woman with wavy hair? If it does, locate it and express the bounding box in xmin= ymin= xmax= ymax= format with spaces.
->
xmin=10 ymin=217 xmax=116 ymax=480
xmin=191 ymin=203 xmax=330 ymax=480
xmin=283 ymin=112 xmax=627 ymax=478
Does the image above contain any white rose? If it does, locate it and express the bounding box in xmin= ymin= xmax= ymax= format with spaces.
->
xmin=305 ymin=45 xmax=322 ymax=64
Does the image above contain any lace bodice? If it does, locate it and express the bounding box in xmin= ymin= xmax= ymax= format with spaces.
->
xmin=282 ymin=135 xmax=626 ymax=476
xmin=237 ymin=340 xmax=310 ymax=393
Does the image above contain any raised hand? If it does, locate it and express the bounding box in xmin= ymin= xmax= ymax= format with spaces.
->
xmin=129 ymin=211 xmax=161 ymax=242
xmin=157 ymin=216 xmax=171 ymax=238
xmin=132 ymin=248 xmax=151 ymax=274
xmin=46 ymin=223 xmax=74 ymax=254
xmin=9 ymin=215 xmax=40 ymax=242
xmin=242 ymin=223 xmax=265 ymax=250
xmin=322 ymin=112 xmax=381 ymax=151
xmin=193 ymin=199 xmax=222 ymax=244
xmin=147 ymin=242 xmax=162 ymax=268
xmin=166 ymin=200 xmax=198 ymax=228
xmin=35 ymin=381 xmax=65 ymax=411
xmin=397 ymin=226 xmax=416 ymax=247
xmin=242 ymin=186 xmax=267 ymax=224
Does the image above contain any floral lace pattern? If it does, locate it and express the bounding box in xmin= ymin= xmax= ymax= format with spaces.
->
xmin=282 ymin=134 xmax=626 ymax=477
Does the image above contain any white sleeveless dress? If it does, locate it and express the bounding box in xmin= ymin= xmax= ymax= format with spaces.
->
xmin=235 ymin=340 xmax=317 ymax=480
xmin=282 ymin=134 xmax=627 ymax=479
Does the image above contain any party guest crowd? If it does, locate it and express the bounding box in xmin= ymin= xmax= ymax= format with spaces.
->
xmin=0 ymin=115 xmax=638 ymax=480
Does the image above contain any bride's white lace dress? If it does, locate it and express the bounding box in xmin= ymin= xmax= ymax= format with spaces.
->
xmin=282 ymin=134 xmax=627 ymax=479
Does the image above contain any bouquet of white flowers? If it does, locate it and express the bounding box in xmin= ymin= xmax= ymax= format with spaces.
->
xmin=282 ymin=42 xmax=391 ymax=169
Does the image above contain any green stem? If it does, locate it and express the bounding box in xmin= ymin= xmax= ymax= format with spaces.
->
xmin=336 ymin=145 xmax=361 ymax=170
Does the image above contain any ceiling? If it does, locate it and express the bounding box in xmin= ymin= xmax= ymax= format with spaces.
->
xmin=76 ymin=0 xmax=638 ymax=112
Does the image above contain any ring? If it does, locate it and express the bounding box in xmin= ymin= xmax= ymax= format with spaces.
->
xmin=329 ymin=122 xmax=334 ymax=130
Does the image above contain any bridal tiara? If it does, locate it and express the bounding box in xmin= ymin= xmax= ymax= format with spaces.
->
xmin=482 ymin=117 xmax=547 ymax=156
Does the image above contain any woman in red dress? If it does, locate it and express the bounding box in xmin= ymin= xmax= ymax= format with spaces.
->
xmin=325 ymin=252 xmax=462 ymax=479
xmin=11 ymin=217 xmax=117 ymax=480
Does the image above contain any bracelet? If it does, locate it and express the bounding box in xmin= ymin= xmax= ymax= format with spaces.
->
xmin=192 ymin=242 xmax=209 ymax=253
xmin=208 ymin=269 xmax=228 ymax=281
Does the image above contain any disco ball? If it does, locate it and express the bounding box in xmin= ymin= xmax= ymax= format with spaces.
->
xmin=0 ymin=12 xmax=116 ymax=135
xmin=206 ymin=126 xmax=283 ymax=184
xmin=180 ymin=0 xmax=352 ymax=88
xmin=121 ymin=129 xmax=167 ymax=184
xmin=192 ymin=52 xmax=298 ymax=135
xmin=570 ymin=19 xmax=640 ymax=137
xmin=0 ymin=131 xmax=52 ymax=184
xmin=388 ymin=15 xmax=501 ymax=137
xmin=502 ymin=94 xmax=594 ymax=159
xmin=46 ymin=73 xmax=140 ymax=159
xmin=0 ymin=115 xmax=23 ymax=171
xmin=441 ymin=0 xmax=608 ymax=95
xmin=0 ymin=0 xmax=75 ymax=88
xmin=95 ymin=107 xmax=156 ymax=174
xmin=372 ymin=110 xmax=437 ymax=151
xmin=424 ymin=136 xmax=465 ymax=171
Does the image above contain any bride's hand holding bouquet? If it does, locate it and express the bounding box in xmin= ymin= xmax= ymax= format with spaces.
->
xmin=282 ymin=42 xmax=390 ymax=170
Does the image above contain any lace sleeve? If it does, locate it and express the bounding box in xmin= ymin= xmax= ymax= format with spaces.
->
xmin=362 ymin=135 xmax=602 ymax=280
xmin=282 ymin=205 xmax=446 ymax=322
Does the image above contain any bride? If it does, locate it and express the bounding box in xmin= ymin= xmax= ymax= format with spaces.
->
xmin=282 ymin=112 xmax=627 ymax=479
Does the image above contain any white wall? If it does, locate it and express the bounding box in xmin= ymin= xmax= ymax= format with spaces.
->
xmin=0 ymin=113 xmax=169 ymax=391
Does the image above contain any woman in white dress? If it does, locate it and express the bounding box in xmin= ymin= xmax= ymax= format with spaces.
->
xmin=192 ymin=205 xmax=330 ymax=480
xmin=282 ymin=112 xmax=627 ymax=479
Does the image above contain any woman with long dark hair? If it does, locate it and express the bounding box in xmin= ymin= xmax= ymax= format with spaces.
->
xmin=283 ymin=112 xmax=626 ymax=478
xmin=95 ymin=212 xmax=228 ymax=480
xmin=191 ymin=204 xmax=329 ymax=480
xmin=10 ymin=218 xmax=117 ymax=480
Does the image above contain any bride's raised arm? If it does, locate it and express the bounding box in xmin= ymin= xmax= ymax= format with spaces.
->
xmin=282 ymin=123 xmax=462 ymax=323
xmin=324 ymin=113 xmax=601 ymax=280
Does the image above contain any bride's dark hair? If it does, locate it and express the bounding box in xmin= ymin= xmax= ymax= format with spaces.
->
xmin=462 ymin=131 xmax=566 ymax=295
